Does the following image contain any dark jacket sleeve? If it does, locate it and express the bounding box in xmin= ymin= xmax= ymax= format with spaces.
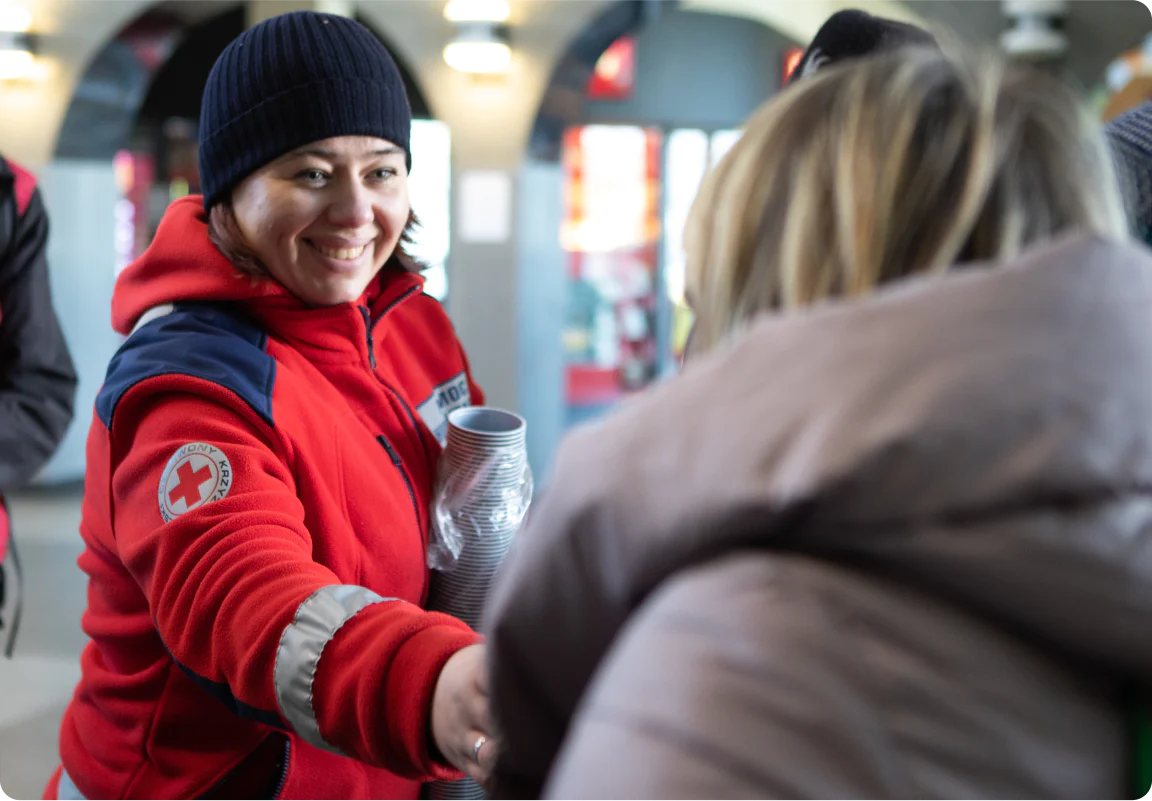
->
xmin=0 ymin=180 xmax=77 ymax=490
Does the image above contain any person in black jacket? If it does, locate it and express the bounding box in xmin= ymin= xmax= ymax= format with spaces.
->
xmin=0 ymin=154 xmax=77 ymax=654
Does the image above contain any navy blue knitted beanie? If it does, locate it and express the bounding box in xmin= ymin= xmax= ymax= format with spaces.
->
xmin=198 ymin=11 xmax=412 ymax=210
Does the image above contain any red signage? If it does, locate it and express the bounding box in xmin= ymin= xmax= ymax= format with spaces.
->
xmin=783 ymin=46 xmax=805 ymax=86
xmin=587 ymin=36 xmax=636 ymax=101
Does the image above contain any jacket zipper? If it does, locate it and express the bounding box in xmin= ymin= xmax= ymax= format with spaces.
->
xmin=358 ymin=284 xmax=419 ymax=369
xmin=384 ymin=384 xmax=433 ymax=466
xmin=362 ymin=287 xmax=430 ymax=538
xmin=377 ymin=435 xmax=423 ymax=535
xmin=272 ymin=738 xmax=291 ymax=799
xmin=358 ymin=305 xmax=377 ymax=369
xmin=360 ymin=289 xmax=434 ymax=467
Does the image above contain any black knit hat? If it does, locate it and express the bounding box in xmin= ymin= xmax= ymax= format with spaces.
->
xmin=788 ymin=9 xmax=937 ymax=86
xmin=198 ymin=11 xmax=412 ymax=210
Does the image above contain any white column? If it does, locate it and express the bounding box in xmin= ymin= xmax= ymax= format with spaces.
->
xmin=246 ymin=0 xmax=356 ymax=28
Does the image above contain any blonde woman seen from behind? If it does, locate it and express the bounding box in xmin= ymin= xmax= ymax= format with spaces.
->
xmin=685 ymin=45 xmax=1125 ymax=356
xmin=487 ymin=47 xmax=1149 ymax=799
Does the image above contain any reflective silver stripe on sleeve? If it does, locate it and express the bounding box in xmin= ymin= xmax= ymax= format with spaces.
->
xmin=57 ymin=769 xmax=86 ymax=800
xmin=274 ymin=585 xmax=400 ymax=754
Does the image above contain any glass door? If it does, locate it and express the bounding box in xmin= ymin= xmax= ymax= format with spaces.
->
xmin=557 ymin=122 xmax=742 ymax=430
xmin=560 ymin=124 xmax=662 ymax=427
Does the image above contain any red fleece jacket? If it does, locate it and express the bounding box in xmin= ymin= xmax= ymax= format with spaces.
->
xmin=55 ymin=196 xmax=483 ymax=799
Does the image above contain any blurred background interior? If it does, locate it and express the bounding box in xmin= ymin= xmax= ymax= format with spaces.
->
xmin=0 ymin=0 xmax=1150 ymax=796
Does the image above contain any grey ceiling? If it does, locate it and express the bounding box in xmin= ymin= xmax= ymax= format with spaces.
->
xmin=132 ymin=0 xmax=1152 ymax=88
xmin=904 ymin=0 xmax=1152 ymax=89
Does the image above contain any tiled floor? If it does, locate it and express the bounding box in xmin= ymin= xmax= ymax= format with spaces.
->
xmin=0 ymin=486 xmax=87 ymax=800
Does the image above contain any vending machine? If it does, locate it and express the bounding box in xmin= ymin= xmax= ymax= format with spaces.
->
xmin=560 ymin=124 xmax=662 ymax=426
xmin=560 ymin=122 xmax=741 ymax=427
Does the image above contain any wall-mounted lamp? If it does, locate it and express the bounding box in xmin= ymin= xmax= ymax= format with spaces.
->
xmin=0 ymin=2 xmax=36 ymax=81
xmin=443 ymin=0 xmax=511 ymax=75
xmin=1001 ymin=0 xmax=1068 ymax=62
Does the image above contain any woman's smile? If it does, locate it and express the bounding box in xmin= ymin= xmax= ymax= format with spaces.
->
xmin=303 ymin=236 xmax=376 ymax=274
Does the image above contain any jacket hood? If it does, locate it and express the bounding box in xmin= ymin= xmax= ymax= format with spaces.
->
xmin=548 ymin=231 xmax=1152 ymax=673
xmin=112 ymin=196 xmax=282 ymax=335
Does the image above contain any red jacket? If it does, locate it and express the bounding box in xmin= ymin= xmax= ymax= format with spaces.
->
xmin=55 ymin=196 xmax=482 ymax=799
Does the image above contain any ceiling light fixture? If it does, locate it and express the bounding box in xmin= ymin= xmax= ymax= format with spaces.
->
xmin=443 ymin=33 xmax=511 ymax=74
xmin=1001 ymin=0 xmax=1069 ymax=61
xmin=0 ymin=47 xmax=32 ymax=80
xmin=442 ymin=0 xmax=511 ymax=76
xmin=443 ymin=0 xmax=510 ymax=23
xmin=0 ymin=2 xmax=36 ymax=81
xmin=0 ymin=2 xmax=30 ymax=33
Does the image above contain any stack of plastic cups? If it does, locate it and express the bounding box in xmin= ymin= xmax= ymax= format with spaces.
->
xmin=426 ymin=407 xmax=531 ymax=801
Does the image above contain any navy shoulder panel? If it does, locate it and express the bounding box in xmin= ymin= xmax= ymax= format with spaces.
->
xmin=96 ymin=302 xmax=276 ymax=430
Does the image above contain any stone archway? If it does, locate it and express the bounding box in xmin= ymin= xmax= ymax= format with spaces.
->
xmin=0 ymin=0 xmax=159 ymax=168
xmin=527 ymin=0 xmax=660 ymax=162
xmin=54 ymin=2 xmax=433 ymax=163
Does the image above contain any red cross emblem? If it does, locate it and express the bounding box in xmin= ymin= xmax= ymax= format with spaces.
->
xmin=158 ymin=443 xmax=233 ymax=522
xmin=169 ymin=461 xmax=213 ymax=508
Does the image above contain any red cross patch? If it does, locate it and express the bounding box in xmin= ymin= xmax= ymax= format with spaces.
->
xmin=158 ymin=442 xmax=233 ymax=522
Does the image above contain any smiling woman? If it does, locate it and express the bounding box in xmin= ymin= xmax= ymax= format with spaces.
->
xmin=47 ymin=10 xmax=496 ymax=801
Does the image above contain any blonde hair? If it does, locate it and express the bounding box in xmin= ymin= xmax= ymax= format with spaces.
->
xmin=684 ymin=47 xmax=1127 ymax=357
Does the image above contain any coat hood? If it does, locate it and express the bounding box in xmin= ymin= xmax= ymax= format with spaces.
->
xmin=111 ymin=196 xmax=283 ymax=335
xmin=513 ymin=232 xmax=1152 ymax=674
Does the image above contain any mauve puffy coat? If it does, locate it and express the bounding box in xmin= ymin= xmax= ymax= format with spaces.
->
xmin=487 ymin=233 xmax=1152 ymax=799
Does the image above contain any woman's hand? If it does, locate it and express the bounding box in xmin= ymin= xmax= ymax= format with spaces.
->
xmin=431 ymin=644 xmax=498 ymax=784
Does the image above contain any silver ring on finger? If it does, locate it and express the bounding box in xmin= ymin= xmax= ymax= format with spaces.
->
xmin=473 ymin=735 xmax=488 ymax=763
